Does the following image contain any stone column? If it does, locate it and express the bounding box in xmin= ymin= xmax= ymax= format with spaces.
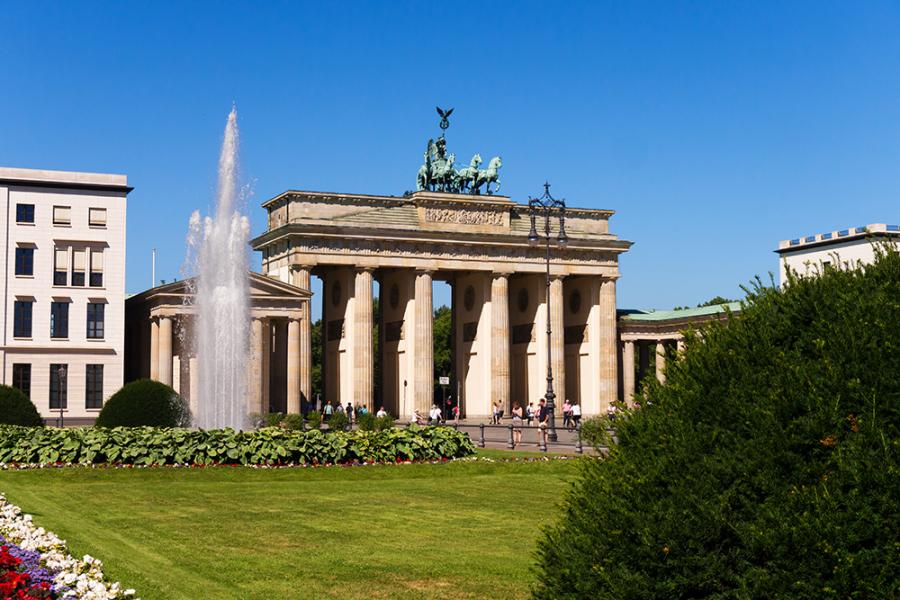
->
xmin=354 ymin=268 xmax=374 ymax=410
xmin=248 ymin=318 xmax=263 ymax=414
xmin=158 ymin=316 xmax=173 ymax=386
xmin=292 ymin=266 xmax=313 ymax=409
xmin=623 ymin=340 xmax=635 ymax=405
xmin=287 ymin=318 xmax=301 ymax=414
xmin=549 ymin=276 xmax=565 ymax=404
xmin=413 ymin=269 xmax=434 ymax=413
xmin=491 ymin=273 xmax=510 ymax=411
xmin=598 ymin=278 xmax=618 ymax=412
xmin=189 ymin=356 xmax=199 ymax=418
xmin=638 ymin=342 xmax=650 ymax=387
xmin=149 ymin=318 xmax=159 ymax=380
xmin=656 ymin=341 xmax=667 ymax=384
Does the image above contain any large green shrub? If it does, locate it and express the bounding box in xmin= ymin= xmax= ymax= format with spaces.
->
xmin=95 ymin=379 xmax=190 ymax=428
xmin=0 ymin=423 xmax=475 ymax=466
xmin=535 ymin=246 xmax=900 ymax=599
xmin=0 ymin=385 xmax=43 ymax=427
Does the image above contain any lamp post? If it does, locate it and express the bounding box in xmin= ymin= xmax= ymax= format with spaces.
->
xmin=56 ymin=364 xmax=67 ymax=428
xmin=528 ymin=182 xmax=567 ymax=443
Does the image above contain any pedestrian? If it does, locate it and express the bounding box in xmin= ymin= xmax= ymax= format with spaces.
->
xmin=491 ymin=401 xmax=500 ymax=425
xmin=537 ymin=399 xmax=550 ymax=447
xmin=324 ymin=401 xmax=334 ymax=421
xmin=376 ymin=406 xmax=387 ymax=418
xmin=562 ymin=399 xmax=572 ymax=429
xmin=526 ymin=402 xmax=534 ymax=427
xmin=511 ymin=402 xmax=523 ymax=448
xmin=346 ymin=402 xmax=354 ymax=424
xmin=452 ymin=403 xmax=460 ymax=424
xmin=429 ymin=404 xmax=442 ymax=424
xmin=572 ymin=401 xmax=582 ymax=429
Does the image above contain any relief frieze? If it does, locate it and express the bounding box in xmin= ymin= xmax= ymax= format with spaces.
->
xmin=423 ymin=207 xmax=504 ymax=226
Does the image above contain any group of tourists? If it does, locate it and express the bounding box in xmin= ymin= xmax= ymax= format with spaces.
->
xmin=412 ymin=402 xmax=460 ymax=426
xmin=319 ymin=400 xmax=371 ymax=423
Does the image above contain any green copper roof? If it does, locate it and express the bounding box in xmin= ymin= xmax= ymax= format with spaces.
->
xmin=622 ymin=301 xmax=742 ymax=322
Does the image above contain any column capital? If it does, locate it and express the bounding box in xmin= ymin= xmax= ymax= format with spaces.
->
xmin=492 ymin=271 xmax=514 ymax=279
xmin=415 ymin=268 xmax=435 ymax=276
xmin=550 ymin=274 xmax=568 ymax=282
xmin=355 ymin=265 xmax=376 ymax=274
xmin=290 ymin=263 xmax=313 ymax=273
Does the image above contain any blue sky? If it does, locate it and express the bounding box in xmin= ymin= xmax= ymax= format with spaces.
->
xmin=3 ymin=1 xmax=900 ymax=314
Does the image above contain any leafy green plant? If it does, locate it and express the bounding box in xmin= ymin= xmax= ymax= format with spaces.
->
xmin=305 ymin=411 xmax=322 ymax=430
xmin=357 ymin=412 xmax=377 ymax=431
xmin=95 ymin=379 xmax=189 ymax=428
xmin=374 ymin=414 xmax=395 ymax=432
xmin=281 ymin=414 xmax=304 ymax=430
xmin=328 ymin=411 xmax=350 ymax=432
xmin=264 ymin=412 xmax=284 ymax=428
xmin=0 ymin=422 xmax=475 ymax=466
xmin=535 ymin=245 xmax=900 ymax=599
xmin=0 ymin=385 xmax=43 ymax=427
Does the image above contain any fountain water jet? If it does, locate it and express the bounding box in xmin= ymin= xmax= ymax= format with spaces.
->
xmin=186 ymin=107 xmax=251 ymax=430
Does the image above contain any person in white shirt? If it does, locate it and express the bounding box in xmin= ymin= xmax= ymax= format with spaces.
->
xmin=571 ymin=402 xmax=582 ymax=428
xmin=429 ymin=405 xmax=442 ymax=424
xmin=376 ymin=406 xmax=387 ymax=418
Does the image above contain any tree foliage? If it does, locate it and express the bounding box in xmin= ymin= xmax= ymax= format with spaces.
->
xmin=535 ymin=246 xmax=900 ymax=599
xmin=0 ymin=386 xmax=43 ymax=427
xmin=433 ymin=305 xmax=452 ymax=382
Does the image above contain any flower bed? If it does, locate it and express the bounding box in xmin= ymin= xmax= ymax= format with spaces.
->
xmin=0 ymin=425 xmax=475 ymax=467
xmin=0 ymin=494 xmax=134 ymax=599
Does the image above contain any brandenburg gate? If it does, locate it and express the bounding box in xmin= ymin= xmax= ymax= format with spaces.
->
xmin=251 ymin=189 xmax=630 ymax=419
xmin=251 ymin=109 xmax=631 ymax=419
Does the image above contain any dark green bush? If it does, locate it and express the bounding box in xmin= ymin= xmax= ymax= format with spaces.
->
xmin=264 ymin=412 xmax=284 ymax=428
xmin=305 ymin=410 xmax=322 ymax=430
xmin=281 ymin=414 xmax=304 ymax=430
xmin=357 ymin=411 xmax=377 ymax=431
xmin=95 ymin=379 xmax=190 ymax=428
xmin=0 ymin=385 xmax=43 ymax=427
xmin=535 ymin=246 xmax=900 ymax=599
xmin=375 ymin=414 xmax=395 ymax=432
xmin=328 ymin=411 xmax=349 ymax=432
xmin=0 ymin=423 xmax=475 ymax=466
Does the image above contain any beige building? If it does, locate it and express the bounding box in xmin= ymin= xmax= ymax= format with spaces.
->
xmin=252 ymin=190 xmax=631 ymax=420
xmin=124 ymin=273 xmax=311 ymax=416
xmin=776 ymin=223 xmax=900 ymax=285
xmin=0 ymin=167 xmax=129 ymax=424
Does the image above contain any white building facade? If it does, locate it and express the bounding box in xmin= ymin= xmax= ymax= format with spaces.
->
xmin=776 ymin=223 xmax=900 ymax=286
xmin=0 ymin=168 xmax=129 ymax=424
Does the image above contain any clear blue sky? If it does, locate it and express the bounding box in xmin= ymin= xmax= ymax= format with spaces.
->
xmin=4 ymin=1 xmax=900 ymax=313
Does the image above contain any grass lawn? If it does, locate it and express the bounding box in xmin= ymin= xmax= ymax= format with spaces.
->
xmin=0 ymin=458 xmax=579 ymax=599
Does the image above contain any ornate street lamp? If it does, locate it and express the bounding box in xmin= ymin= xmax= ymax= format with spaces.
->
xmin=56 ymin=364 xmax=67 ymax=428
xmin=528 ymin=182 xmax=567 ymax=443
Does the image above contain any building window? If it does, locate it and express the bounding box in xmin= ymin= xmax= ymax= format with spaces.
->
xmin=49 ymin=364 xmax=67 ymax=409
xmin=87 ymin=302 xmax=105 ymax=339
xmin=89 ymin=208 xmax=107 ymax=227
xmin=13 ymin=301 xmax=32 ymax=338
xmin=52 ymin=206 xmax=71 ymax=225
xmin=50 ymin=302 xmax=69 ymax=338
xmin=15 ymin=204 xmax=34 ymax=224
xmin=86 ymin=364 xmax=104 ymax=409
xmin=54 ymin=248 xmax=68 ymax=286
xmin=14 ymin=248 xmax=34 ymax=276
xmin=72 ymin=249 xmax=86 ymax=286
xmin=12 ymin=364 xmax=31 ymax=398
xmin=90 ymin=250 xmax=103 ymax=287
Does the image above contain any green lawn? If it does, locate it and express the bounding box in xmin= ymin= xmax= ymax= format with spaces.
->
xmin=0 ymin=458 xmax=578 ymax=599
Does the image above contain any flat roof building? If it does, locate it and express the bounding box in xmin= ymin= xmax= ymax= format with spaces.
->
xmin=776 ymin=223 xmax=900 ymax=285
xmin=0 ymin=167 xmax=130 ymax=424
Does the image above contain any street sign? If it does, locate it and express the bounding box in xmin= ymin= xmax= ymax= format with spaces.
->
xmin=438 ymin=376 xmax=450 ymax=385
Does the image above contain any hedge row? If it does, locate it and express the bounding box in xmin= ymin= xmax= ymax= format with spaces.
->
xmin=0 ymin=425 xmax=475 ymax=466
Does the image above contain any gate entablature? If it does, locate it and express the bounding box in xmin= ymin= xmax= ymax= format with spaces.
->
xmin=253 ymin=190 xmax=630 ymax=278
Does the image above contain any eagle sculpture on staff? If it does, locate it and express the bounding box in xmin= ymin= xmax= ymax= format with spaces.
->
xmin=436 ymin=106 xmax=453 ymax=130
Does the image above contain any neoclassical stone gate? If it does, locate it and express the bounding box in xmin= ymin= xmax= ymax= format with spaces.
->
xmin=252 ymin=190 xmax=631 ymax=419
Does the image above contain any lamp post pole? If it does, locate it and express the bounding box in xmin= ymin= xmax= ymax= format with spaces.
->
xmin=528 ymin=183 xmax=567 ymax=443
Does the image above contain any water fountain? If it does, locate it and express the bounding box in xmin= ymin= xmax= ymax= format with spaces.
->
xmin=186 ymin=107 xmax=251 ymax=430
